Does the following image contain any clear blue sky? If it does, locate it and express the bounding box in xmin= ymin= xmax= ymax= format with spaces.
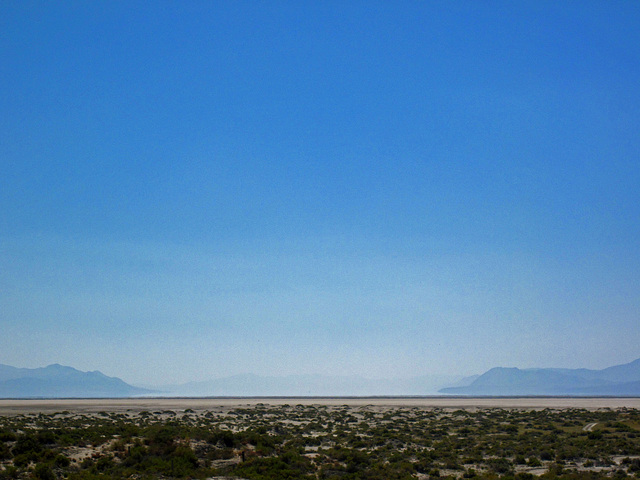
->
xmin=1 ymin=1 xmax=639 ymax=385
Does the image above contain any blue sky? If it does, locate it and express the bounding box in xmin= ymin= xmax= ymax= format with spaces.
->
xmin=1 ymin=1 xmax=639 ymax=386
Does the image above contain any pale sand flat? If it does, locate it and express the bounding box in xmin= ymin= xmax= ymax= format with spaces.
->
xmin=1 ymin=396 xmax=639 ymax=415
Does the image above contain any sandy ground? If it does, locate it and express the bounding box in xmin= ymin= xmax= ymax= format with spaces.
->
xmin=1 ymin=397 xmax=639 ymax=415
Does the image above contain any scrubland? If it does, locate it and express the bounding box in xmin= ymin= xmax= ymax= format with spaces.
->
xmin=1 ymin=400 xmax=640 ymax=479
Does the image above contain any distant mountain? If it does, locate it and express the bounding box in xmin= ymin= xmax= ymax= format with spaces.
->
xmin=439 ymin=358 xmax=640 ymax=396
xmin=153 ymin=373 xmax=463 ymax=397
xmin=445 ymin=374 xmax=480 ymax=388
xmin=0 ymin=364 xmax=154 ymax=398
xmin=598 ymin=358 xmax=640 ymax=383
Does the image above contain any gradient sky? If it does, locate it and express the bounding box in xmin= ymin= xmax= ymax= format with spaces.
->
xmin=1 ymin=1 xmax=639 ymax=386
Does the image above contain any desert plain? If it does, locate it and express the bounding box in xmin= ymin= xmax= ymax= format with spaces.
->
xmin=2 ymin=397 xmax=640 ymax=479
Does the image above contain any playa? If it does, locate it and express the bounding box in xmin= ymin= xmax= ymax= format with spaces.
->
xmin=1 ymin=396 xmax=639 ymax=415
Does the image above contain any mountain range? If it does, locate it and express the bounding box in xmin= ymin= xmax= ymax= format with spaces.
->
xmin=2 ymin=358 xmax=639 ymax=398
xmin=153 ymin=373 xmax=460 ymax=397
xmin=439 ymin=358 xmax=640 ymax=396
xmin=0 ymin=364 xmax=153 ymax=398
xmin=0 ymin=364 xmax=460 ymax=398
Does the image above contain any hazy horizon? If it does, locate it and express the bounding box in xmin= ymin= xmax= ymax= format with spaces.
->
xmin=3 ymin=356 xmax=640 ymax=392
xmin=1 ymin=2 xmax=639 ymax=387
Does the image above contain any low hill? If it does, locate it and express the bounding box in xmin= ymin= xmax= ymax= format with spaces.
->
xmin=0 ymin=364 xmax=153 ymax=398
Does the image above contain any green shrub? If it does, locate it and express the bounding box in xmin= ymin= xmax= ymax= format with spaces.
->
xmin=33 ymin=463 xmax=55 ymax=480
xmin=12 ymin=435 xmax=43 ymax=456
xmin=54 ymin=453 xmax=71 ymax=467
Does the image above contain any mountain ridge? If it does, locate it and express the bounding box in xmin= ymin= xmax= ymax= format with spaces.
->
xmin=153 ymin=373 xmax=462 ymax=397
xmin=0 ymin=364 xmax=154 ymax=398
xmin=439 ymin=358 xmax=640 ymax=396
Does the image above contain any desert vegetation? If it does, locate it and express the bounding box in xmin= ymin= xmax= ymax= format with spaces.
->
xmin=1 ymin=404 xmax=640 ymax=479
